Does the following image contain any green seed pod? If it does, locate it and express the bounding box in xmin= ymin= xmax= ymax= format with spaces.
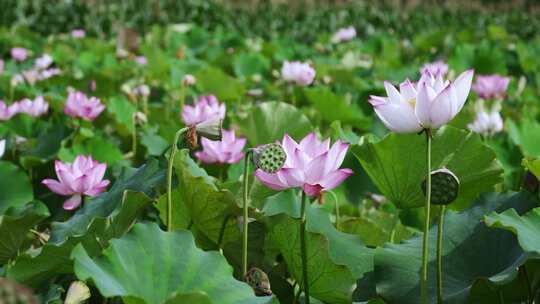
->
xmin=0 ymin=278 xmax=38 ymax=304
xmin=252 ymin=143 xmax=287 ymax=173
xmin=422 ymin=168 xmax=460 ymax=206
xmin=244 ymin=267 xmax=272 ymax=296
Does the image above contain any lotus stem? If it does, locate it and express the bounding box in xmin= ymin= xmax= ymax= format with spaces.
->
xmin=436 ymin=205 xmax=446 ymax=304
xmin=421 ymin=128 xmax=432 ymax=304
xmin=300 ymin=190 xmax=310 ymax=304
xmin=328 ymin=190 xmax=340 ymax=229
xmin=166 ymin=127 xmax=188 ymax=231
xmin=242 ymin=150 xmax=253 ymax=276
xmin=131 ymin=113 xmax=137 ymax=157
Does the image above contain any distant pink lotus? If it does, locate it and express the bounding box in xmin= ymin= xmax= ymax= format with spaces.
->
xmin=17 ymin=96 xmax=49 ymax=117
xmin=195 ymin=129 xmax=246 ymax=164
xmin=0 ymin=101 xmax=19 ymax=121
xmin=420 ymin=61 xmax=449 ymax=76
xmin=135 ymin=56 xmax=147 ymax=66
xmin=181 ymin=95 xmax=225 ymax=125
xmin=472 ymin=74 xmax=511 ymax=100
xmin=64 ymin=91 xmax=105 ymax=121
xmin=255 ymin=133 xmax=353 ymax=197
xmin=71 ymin=29 xmax=86 ymax=38
xmin=11 ymin=47 xmax=28 ymax=62
xmin=42 ymin=155 xmax=110 ymax=210
xmin=281 ymin=61 xmax=316 ymax=86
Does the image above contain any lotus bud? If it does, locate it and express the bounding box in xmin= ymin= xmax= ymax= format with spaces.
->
xmin=252 ymin=143 xmax=287 ymax=173
xmin=64 ymin=281 xmax=91 ymax=304
xmin=244 ymin=267 xmax=272 ymax=296
xmin=194 ymin=118 xmax=222 ymax=141
xmin=422 ymin=168 xmax=460 ymax=206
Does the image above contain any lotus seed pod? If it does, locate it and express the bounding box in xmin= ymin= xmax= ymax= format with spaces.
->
xmin=244 ymin=267 xmax=272 ymax=296
xmin=252 ymin=143 xmax=287 ymax=173
xmin=422 ymin=168 xmax=460 ymax=206
xmin=0 ymin=278 xmax=38 ymax=304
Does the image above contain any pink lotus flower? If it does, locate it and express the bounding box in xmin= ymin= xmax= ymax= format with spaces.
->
xmin=64 ymin=91 xmax=105 ymax=121
xmin=472 ymin=74 xmax=511 ymax=100
xmin=195 ymin=129 xmax=246 ymax=164
xmin=255 ymin=133 xmax=353 ymax=197
xmin=369 ymin=69 xmax=474 ymax=133
xmin=71 ymin=29 xmax=86 ymax=38
xmin=11 ymin=47 xmax=28 ymax=62
xmin=17 ymin=96 xmax=49 ymax=117
xmin=421 ymin=61 xmax=449 ymax=76
xmin=181 ymin=95 xmax=226 ymax=125
xmin=331 ymin=26 xmax=356 ymax=43
xmin=0 ymin=101 xmax=19 ymax=121
xmin=34 ymin=54 xmax=53 ymax=70
xmin=135 ymin=56 xmax=147 ymax=66
xmin=281 ymin=61 xmax=316 ymax=86
xmin=42 ymin=155 xmax=110 ymax=210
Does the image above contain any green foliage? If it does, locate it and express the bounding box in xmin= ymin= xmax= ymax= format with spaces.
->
xmin=72 ymin=222 xmax=272 ymax=304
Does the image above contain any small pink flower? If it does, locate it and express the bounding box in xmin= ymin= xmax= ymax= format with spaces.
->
xmin=331 ymin=26 xmax=356 ymax=43
xmin=182 ymin=74 xmax=196 ymax=86
xmin=472 ymin=74 xmax=511 ymax=100
xmin=42 ymin=155 xmax=110 ymax=210
xmin=11 ymin=47 xmax=28 ymax=62
xmin=64 ymin=91 xmax=105 ymax=121
xmin=0 ymin=101 xmax=19 ymax=121
xmin=420 ymin=61 xmax=449 ymax=76
xmin=16 ymin=96 xmax=49 ymax=117
xmin=135 ymin=56 xmax=147 ymax=66
xmin=281 ymin=61 xmax=316 ymax=86
xmin=181 ymin=95 xmax=225 ymax=125
xmin=71 ymin=29 xmax=86 ymax=38
xmin=195 ymin=129 xmax=246 ymax=164
xmin=255 ymin=133 xmax=353 ymax=197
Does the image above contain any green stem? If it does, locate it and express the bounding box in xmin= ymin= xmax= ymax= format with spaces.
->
xmin=328 ymin=190 xmax=340 ymax=229
xmin=498 ymin=289 xmax=505 ymax=304
xmin=300 ymin=191 xmax=310 ymax=304
xmin=436 ymin=205 xmax=446 ymax=304
xmin=131 ymin=113 xmax=137 ymax=157
xmin=421 ymin=129 xmax=432 ymax=304
xmin=217 ymin=214 xmax=232 ymax=254
xmin=522 ymin=264 xmax=533 ymax=304
xmin=242 ymin=150 xmax=253 ymax=276
xmin=166 ymin=127 xmax=188 ymax=231
xmin=179 ymin=84 xmax=186 ymax=111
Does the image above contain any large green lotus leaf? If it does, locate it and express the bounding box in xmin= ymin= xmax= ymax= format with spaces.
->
xmin=507 ymin=119 xmax=540 ymax=157
xmin=49 ymin=159 xmax=164 ymax=244
xmin=19 ymin=123 xmax=70 ymax=169
xmin=351 ymin=126 xmax=503 ymax=209
xmin=71 ymin=222 xmax=272 ymax=304
xmin=523 ymin=157 xmax=540 ymax=180
xmin=263 ymin=191 xmax=373 ymax=303
xmin=107 ymin=95 xmax=137 ymax=135
xmin=340 ymin=213 xmax=415 ymax=247
xmin=0 ymin=161 xmax=33 ymax=214
xmin=155 ymin=188 xmax=191 ymax=230
xmin=195 ymin=66 xmax=246 ymax=102
xmin=364 ymin=192 xmax=536 ymax=304
xmin=172 ymin=150 xmax=241 ymax=245
xmin=304 ymin=87 xmax=371 ymax=129
xmin=0 ymin=201 xmax=50 ymax=264
xmin=233 ymin=52 xmax=271 ymax=78
xmin=58 ymin=136 xmax=124 ymax=165
xmin=235 ymin=101 xmax=312 ymax=146
xmin=485 ymin=207 xmax=540 ymax=253
xmin=7 ymin=191 xmax=153 ymax=287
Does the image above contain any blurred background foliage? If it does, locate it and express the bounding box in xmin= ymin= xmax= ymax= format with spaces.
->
xmin=0 ymin=0 xmax=539 ymax=42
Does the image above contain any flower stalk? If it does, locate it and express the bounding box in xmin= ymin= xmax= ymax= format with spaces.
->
xmin=436 ymin=205 xmax=446 ymax=304
xmin=421 ymin=128 xmax=432 ymax=304
xmin=242 ymin=149 xmax=253 ymax=276
xmin=300 ymin=191 xmax=310 ymax=304
xmin=166 ymin=127 xmax=188 ymax=231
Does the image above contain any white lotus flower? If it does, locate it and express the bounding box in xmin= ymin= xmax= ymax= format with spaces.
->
xmin=368 ymin=70 xmax=474 ymax=133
